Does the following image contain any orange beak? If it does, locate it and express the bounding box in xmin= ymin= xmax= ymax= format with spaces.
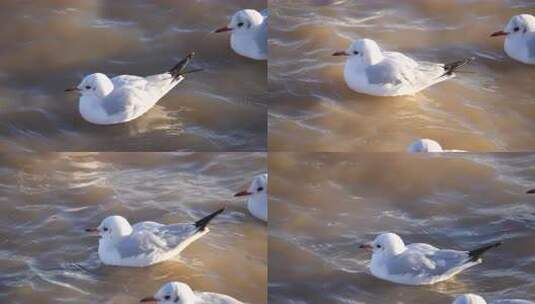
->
xmin=234 ymin=190 xmax=253 ymax=197
xmin=332 ymin=51 xmax=349 ymax=56
xmin=214 ymin=26 xmax=232 ymax=33
xmin=490 ymin=30 xmax=508 ymax=37
xmin=140 ymin=296 xmax=158 ymax=302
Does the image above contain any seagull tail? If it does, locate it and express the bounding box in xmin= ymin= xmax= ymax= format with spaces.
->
xmin=441 ymin=56 xmax=475 ymax=77
xmin=194 ymin=208 xmax=225 ymax=231
xmin=526 ymin=189 xmax=535 ymax=194
xmin=169 ymin=52 xmax=196 ymax=80
xmin=468 ymin=241 xmax=501 ymax=262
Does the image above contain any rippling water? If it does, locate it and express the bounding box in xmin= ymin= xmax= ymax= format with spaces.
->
xmin=269 ymin=153 xmax=535 ymax=303
xmin=0 ymin=152 xmax=267 ymax=303
xmin=0 ymin=0 xmax=267 ymax=152
xmin=269 ymin=0 xmax=535 ymax=152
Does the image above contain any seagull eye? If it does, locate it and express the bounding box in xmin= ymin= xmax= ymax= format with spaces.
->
xmin=257 ymin=187 xmax=264 ymax=192
xmin=103 ymin=227 xmax=108 ymax=232
xmin=237 ymin=22 xmax=244 ymax=27
xmin=85 ymin=86 xmax=91 ymax=89
xmin=164 ymin=295 xmax=171 ymax=300
xmin=353 ymin=51 xmax=359 ymax=55
xmin=514 ymin=26 xmax=520 ymax=32
xmin=376 ymin=244 xmax=381 ymax=248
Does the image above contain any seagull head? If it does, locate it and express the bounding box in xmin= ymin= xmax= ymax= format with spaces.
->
xmin=140 ymin=282 xmax=196 ymax=304
xmin=214 ymin=9 xmax=264 ymax=34
xmin=407 ymin=138 xmax=444 ymax=153
xmin=491 ymin=14 xmax=535 ymax=38
xmin=234 ymin=173 xmax=268 ymax=198
xmin=86 ymin=215 xmax=133 ymax=241
xmin=453 ymin=294 xmax=487 ymax=304
xmin=360 ymin=232 xmax=406 ymax=256
xmin=65 ymin=73 xmax=113 ymax=99
xmin=333 ymin=38 xmax=384 ymax=65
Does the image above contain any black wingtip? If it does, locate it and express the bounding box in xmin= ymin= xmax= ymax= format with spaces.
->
xmin=194 ymin=208 xmax=225 ymax=231
xmin=441 ymin=56 xmax=476 ymax=77
xmin=526 ymin=189 xmax=535 ymax=194
xmin=468 ymin=241 xmax=501 ymax=262
xmin=169 ymin=52 xmax=196 ymax=80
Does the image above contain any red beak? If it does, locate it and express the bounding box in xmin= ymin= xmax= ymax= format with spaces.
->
xmin=85 ymin=228 xmax=99 ymax=233
xmin=214 ymin=26 xmax=232 ymax=33
xmin=359 ymin=243 xmax=373 ymax=250
xmin=490 ymin=30 xmax=508 ymax=37
xmin=140 ymin=296 xmax=157 ymax=303
xmin=234 ymin=190 xmax=253 ymax=197
xmin=332 ymin=51 xmax=349 ymax=56
xmin=64 ymin=87 xmax=80 ymax=92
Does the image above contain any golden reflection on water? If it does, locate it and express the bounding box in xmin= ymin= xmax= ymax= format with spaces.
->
xmin=269 ymin=0 xmax=535 ymax=152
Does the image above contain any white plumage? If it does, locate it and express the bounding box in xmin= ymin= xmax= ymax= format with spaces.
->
xmin=141 ymin=281 xmax=244 ymax=304
xmin=333 ymin=39 xmax=473 ymax=96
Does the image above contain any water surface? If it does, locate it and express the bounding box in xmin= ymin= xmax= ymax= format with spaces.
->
xmin=269 ymin=153 xmax=535 ymax=303
xmin=0 ymin=0 xmax=267 ymax=152
xmin=0 ymin=152 xmax=267 ymax=303
xmin=269 ymin=0 xmax=535 ymax=152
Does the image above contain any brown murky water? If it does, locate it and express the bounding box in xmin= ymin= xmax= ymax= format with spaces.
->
xmin=269 ymin=0 xmax=535 ymax=152
xmin=0 ymin=152 xmax=267 ymax=303
xmin=269 ymin=153 xmax=535 ymax=303
xmin=0 ymin=0 xmax=267 ymax=152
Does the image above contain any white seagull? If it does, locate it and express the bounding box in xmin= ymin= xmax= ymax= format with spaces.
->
xmin=407 ymin=138 xmax=466 ymax=153
xmin=332 ymin=38 xmax=474 ymax=96
xmin=453 ymin=294 xmax=534 ymax=304
xmin=214 ymin=9 xmax=268 ymax=60
xmin=491 ymin=14 xmax=535 ymax=64
xmin=359 ymin=232 xmax=501 ymax=285
xmin=66 ymin=53 xmax=199 ymax=125
xmin=140 ymin=281 xmax=244 ymax=304
xmin=234 ymin=173 xmax=267 ymax=222
xmin=85 ymin=208 xmax=224 ymax=267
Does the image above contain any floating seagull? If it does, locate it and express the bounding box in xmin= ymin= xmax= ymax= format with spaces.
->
xmin=85 ymin=208 xmax=224 ymax=267
xmin=359 ymin=232 xmax=501 ymax=285
xmin=453 ymin=294 xmax=534 ymax=304
xmin=491 ymin=14 xmax=535 ymax=64
xmin=140 ymin=281 xmax=244 ymax=304
xmin=234 ymin=173 xmax=267 ymax=222
xmin=66 ymin=53 xmax=199 ymax=125
xmin=214 ymin=9 xmax=268 ymax=60
xmin=332 ymin=38 xmax=474 ymax=96
xmin=407 ymin=138 xmax=466 ymax=153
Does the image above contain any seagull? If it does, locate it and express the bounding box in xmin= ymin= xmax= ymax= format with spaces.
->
xmin=407 ymin=138 xmax=466 ymax=153
xmin=140 ymin=281 xmax=244 ymax=304
xmin=332 ymin=38 xmax=474 ymax=96
xmin=214 ymin=9 xmax=268 ymax=60
xmin=453 ymin=294 xmax=534 ymax=304
xmin=66 ymin=52 xmax=199 ymax=125
xmin=491 ymin=14 xmax=535 ymax=64
xmin=85 ymin=208 xmax=224 ymax=267
xmin=359 ymin=232 xmax=501 ymax=285
xmin=234 ymin=173 xmax=267 ymax=222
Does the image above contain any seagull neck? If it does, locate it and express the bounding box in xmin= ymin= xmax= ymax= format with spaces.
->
xmin=174 ymin=289 xmax=198 ymax=304
xmin=364 ymin=51 xmax=384 ymax=65
xmin=181 ymin=295 xmax=198 ymax=304
xmin=248 ymin=192 xmax=266 ymax=209
xmin=389 ymin=246 xmax=405 ymax=256
xmin=94 ymin=82 xmax=114 ymax=98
